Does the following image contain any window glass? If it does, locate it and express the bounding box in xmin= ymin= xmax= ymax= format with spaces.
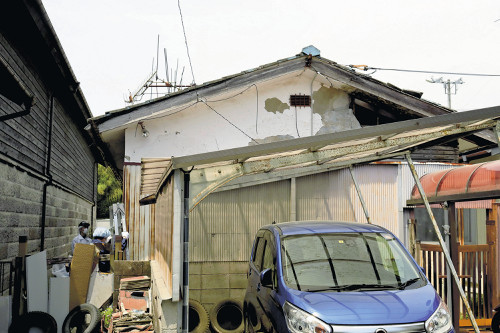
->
xmin=253 ymin=237 xmax=265 ymax=271
xmin=262 ymin=240 xmax=274 ymax=271
xmin=281 ymin=232 xmax=423 ymax=292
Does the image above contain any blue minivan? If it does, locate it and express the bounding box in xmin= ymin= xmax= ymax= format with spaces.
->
xmin=244 ymin=221 xmax=453 ymax=333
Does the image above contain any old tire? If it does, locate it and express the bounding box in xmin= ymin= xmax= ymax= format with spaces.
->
xmin=189 ymin=299 xmax=210 ymax=333
xmin=210 ymin=299 xmax=244 ymax=333
xmin=8 ymin=311 xmax=57 ymax=333
xmin=63 ymin=303 xmax=101 ymax=333
xmin=492 ymin=311 xmax=500 ymax=333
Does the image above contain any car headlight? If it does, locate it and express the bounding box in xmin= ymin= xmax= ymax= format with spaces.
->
xmin=425 ymin=300 xmax=453 ymax=333
xmin=283 ymin=302 xmax=332 ymax=333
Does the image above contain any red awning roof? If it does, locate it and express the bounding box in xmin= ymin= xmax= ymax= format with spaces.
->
xmin=408 ymin=160 xmax=500 ymax=204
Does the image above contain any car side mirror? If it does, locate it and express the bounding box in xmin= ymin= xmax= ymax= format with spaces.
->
xmin=260 ymin=268 xmax=273 ymax=288
xmin=419 ymin=266 xmax=426 ymax=274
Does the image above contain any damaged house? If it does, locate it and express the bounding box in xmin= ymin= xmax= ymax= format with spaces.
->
xmin=0 ymin=0 xmax=113 ymax=285
xmin=92 ymin=46 xmax=499 ymax=332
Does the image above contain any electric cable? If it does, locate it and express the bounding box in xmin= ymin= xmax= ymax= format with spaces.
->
xmin=201 ymin=100 xmax=259 ymax=144
xmin=348 ymin=66 xmax=500 ymax=77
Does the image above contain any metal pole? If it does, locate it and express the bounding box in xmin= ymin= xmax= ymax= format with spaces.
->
xmin=442 ymin=202 xmax=453 ymax=314
xmin=447 ymin=80 xmax=452 ymax=109
xmin=349 ymin=165 xmax=371 ymax=224
xmin=405 ymin=153 xmax=479 ymax=333
xmin=182 ymin=171 xmax=190 ymax=333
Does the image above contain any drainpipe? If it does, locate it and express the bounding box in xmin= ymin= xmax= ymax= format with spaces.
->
xmin=182 ymin=170 xmax=190 ymax=333
xmin=40 ymin=94 xmax=54 ymax=251
xmin=405 ymin=153 xmax=479 ymax=333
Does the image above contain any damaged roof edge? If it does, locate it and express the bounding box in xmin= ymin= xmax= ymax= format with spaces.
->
xmin=92 ymin=53 xmax=452 ymax=133
xmin=141 ymin=105 xmax=500 ymax=204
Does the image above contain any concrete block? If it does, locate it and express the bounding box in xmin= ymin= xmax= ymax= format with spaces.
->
xmin=229 ymin=262 xmax=249 ymax=274
xmin=189 ymin=289 xmax=201 ymax=301
xmin=202 ymin=274 xmax=229 ymax=289
xmin=201 ymin=288 xmax=230 ymax=304
xmin=189 ymin=274 xmax=201 ymax=290
xmin=229 ymin=274 xmax=247 ymax=289
xmin=190 ymin=262 xmax=202 ymax=275
xmin=229 ymin=289 xmax=246 ymax=302
xmin=202 ymin=262 xmax=230 ymax=274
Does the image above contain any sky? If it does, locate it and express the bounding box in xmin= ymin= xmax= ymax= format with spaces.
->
xmin=41 ymin=0 xmax=500 ymax=117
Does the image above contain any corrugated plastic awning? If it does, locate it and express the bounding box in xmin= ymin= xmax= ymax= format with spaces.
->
xmin=408 ymin=160 xmax=500 ymax=204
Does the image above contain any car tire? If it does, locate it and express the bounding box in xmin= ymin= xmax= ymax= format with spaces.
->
xmin=8 ymin=311 xmax=57 ymax=333
xmin=209 ymin=299 xmax=244 ymax=333
xmin=63 ymin=303 xmax=101 ymax=333
xmin=189 ymin=299 xmax=210 ymax=333
xmin=492 ymin=311 xmax=500 ymax=333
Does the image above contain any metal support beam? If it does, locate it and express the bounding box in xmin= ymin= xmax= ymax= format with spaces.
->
xmin=405 ymin=153 xmax=479 ymax=333
xmin=349 ymin=166 xmax=371 ymax=224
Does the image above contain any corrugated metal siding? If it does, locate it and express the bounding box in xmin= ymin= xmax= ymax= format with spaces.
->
xmin=296 ymin=169 xmax=355 ymax=222
xmin=123 ymin=164 xmax=141 ymax=260
xmin=190 ymin=180 xmax=290 ymax=262
xmin=296 ymin=165 xmax=400 ymax=235
xmin=153 ymin=176 xmax=173 ymax=290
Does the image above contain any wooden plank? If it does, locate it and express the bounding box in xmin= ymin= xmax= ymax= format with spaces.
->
xmin=26 ymin=250 xmax=48 ymax=312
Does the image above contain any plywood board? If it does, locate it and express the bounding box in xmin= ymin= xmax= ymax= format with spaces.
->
xmin=49 ymin=277 xmax=70 ymax=333
xmin=0 ymin=295 xmax=12 ymax=333
xmin=70 ymin=244 xmax=98 ymax=310
xmin=87 ymin=271 xmax=113 ymax=309
xmin=26 ymin=250 xmax=48 ymax=312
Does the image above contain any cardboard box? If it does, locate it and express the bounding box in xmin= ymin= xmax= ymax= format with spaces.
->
xmin=69 ymin=244 xmax=99 ymax=310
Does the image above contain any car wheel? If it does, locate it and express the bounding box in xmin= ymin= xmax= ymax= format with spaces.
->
xmin=63 ymin=303 xmax=101 ymax=333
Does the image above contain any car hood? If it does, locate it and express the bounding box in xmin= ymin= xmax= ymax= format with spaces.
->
xmin=287 ymin=284 xmax=440 ymax=325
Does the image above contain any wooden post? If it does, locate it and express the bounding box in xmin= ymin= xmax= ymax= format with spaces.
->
xmin=486 ymin=219 xmax=497 ymax=314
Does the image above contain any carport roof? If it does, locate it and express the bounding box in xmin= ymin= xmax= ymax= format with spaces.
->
xmin=140 ymin=106 xmax=500 ymax=208
xmin=407 ymin=160 xmax=500 ymax=205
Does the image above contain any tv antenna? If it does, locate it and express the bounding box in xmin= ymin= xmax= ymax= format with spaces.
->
xmin=426 ymin=77 xmax=464 ymax=109
xmin=125 ymin=35 xmax=193 ymax=104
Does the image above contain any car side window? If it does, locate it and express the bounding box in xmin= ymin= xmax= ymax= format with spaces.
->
xmin=253 ymin=236 xmax=265 ymax=271
xmin=262 ymin=239 xmax=274 ymax=271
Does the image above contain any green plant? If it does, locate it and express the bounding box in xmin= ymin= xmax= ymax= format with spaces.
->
xmin=101 ymin=306 xmax=114 ymax=328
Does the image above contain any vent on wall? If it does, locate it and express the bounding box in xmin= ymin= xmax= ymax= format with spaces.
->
xmin=290 ymin=94 xmax=311 ymax=107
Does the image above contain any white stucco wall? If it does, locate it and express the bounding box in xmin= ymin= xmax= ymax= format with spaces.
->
xmin=124 ymin=70 xmax=359 ymax=163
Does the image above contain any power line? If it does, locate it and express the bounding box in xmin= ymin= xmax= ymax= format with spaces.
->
xmin=350 ymin=65 xmax=500 ymax=77
xmin=177 ymin=0 xmax=196 ymax=85
xmin=201 ymin=100 xmax=259 ymax=144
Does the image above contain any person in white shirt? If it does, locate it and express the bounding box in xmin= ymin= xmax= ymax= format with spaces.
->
xmin=71 ymin=221 xmax=92 ymax=254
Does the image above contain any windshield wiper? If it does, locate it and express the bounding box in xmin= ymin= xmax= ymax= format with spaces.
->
xmin=398 ymin=278 xmax=421 ymax=290
xmin=306 ymin=283 xmax=397 ymax=292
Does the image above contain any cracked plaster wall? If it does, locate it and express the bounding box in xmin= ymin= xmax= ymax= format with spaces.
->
xmin=124 ymin=73 xmax=360 ymax=162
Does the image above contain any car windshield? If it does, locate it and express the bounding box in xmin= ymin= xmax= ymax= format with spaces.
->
xmin=281 ymin=232 xmax=424 ymax=292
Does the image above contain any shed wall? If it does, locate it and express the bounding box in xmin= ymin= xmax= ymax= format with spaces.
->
xmin=190 ymin=180 xmax=290 ymax=262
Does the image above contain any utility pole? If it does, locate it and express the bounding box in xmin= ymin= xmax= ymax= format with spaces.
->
xmin=427 ymin=77 xmax=464 ymax=109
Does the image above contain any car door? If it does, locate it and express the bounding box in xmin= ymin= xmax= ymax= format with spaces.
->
xmin=246 ymin=231 xmax=266 ymax=331
xmin=257 ymin=231 xmax=287 ymax=333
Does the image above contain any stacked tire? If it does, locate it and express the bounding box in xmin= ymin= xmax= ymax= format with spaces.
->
xmin=209 ymin=299 xmax=244 ymax=333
